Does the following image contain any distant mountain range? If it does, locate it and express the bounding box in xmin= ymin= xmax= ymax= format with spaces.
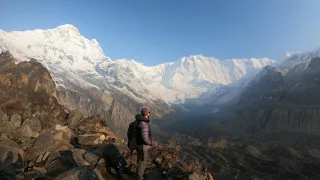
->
xmin=166 ymin=46 xmax=320 ymax=144
xmin=0 ymin=24 xmax=273 ymax=104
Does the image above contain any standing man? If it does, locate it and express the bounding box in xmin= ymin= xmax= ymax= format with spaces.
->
xmin=135 ymin=107 xmax=153 ymax=180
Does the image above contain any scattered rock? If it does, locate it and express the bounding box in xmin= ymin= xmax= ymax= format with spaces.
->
xmin=45 ymin=151 xmax=78 ymax=177
xmin=21 ymin=101 xmax=31 ymax=110
xmin=32 ymin=111 xmax=41 ymax=118
xmin=10 ymin=113 xmax=21 ymax=128
xmin=69 ymin=111 xmax=83 ymax=129
xmin=24 ymin=166 xmax=47 ymax=179
xmin=52 ymin=108 xmax=61 ymax=118
xmin=188 ymin=171 xmax=208 ymax=180
xmin=93 ymin=168 xmax=106 ymax=180
xmin=95 ymin=159 xmax=108 ymax=178
xmin=22 ymin=108 xmax=32 ymax=119
xmin=0 ymin=108 xmax=9 ymax=123
xmin=72 ymin=148 xmax=90 ymax=166
xmin=83 ymin=152 xmax=99 ymax=167
xmin=2 ymin=121 xmax=16 ymax=134
xmin=52 ymin=166 xmax=101 ymax=180
xmin=54 ymin=125 xmax=72 ymax=143
xmin=21 ymin=118 xmax=41 ymax=133
xmin=154 ymin=157 xmax=163 ymax=166
xmin=207 ymin=173 xmax=214 ymax=180
xmin=20 ymin=124 xmax=39 ymax=138
xmin=25 ymin=133 xmax=54 ymax=161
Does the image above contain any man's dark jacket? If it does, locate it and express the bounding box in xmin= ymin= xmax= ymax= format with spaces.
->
xmin=135 ymin=114 xmax=152 ymax=146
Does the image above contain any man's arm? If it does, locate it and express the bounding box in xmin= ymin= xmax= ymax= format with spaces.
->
xmin=139 ymin=122 xmax=152 ymax=146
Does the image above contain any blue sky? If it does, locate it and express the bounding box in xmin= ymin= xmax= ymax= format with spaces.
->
xmin=1 ymin=0 xmax=320 ymax=65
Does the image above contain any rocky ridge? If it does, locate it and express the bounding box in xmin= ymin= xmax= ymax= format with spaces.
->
xmin=226 ymin=55 xmax=320 ymax=142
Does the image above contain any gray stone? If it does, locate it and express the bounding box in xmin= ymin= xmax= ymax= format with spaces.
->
xmin=22 ymin=118 xmax=41 ymax=133
xmin=93 ymin=168 xmax=106 ymax=180
xmin=32 ymin=111 xmax=41 ymax=118
xmin=26 ymin=133 xmax=54 ymax=161
xmin=10 ymin=113 xmax=21 ymax=128
xmin=20 ymin=125 xmax=35 ymax=138
xmin=188 ymin=172 xmax=208 ymax=180
xmin=95 ymin=159 xmax=108 ymax=179
xmin=54 ymin=125 xmax=72 ymax=143
xmin=72 ymin=148 xmax=90 ymax=166
xmin=83 ymin=152 xmax=99 ymax=167
xmin=22 ymin=109 xmax=32 ymax=119
xmin=78 ymin=134 xmax=105 ymax=146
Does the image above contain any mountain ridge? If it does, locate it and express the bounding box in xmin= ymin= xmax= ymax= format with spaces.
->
xmin=0 ymin=24 xmax=274 ymax=104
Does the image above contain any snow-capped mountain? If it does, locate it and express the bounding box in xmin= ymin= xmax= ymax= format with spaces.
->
xmin=0 ymin=24 xmax=273 ymax=106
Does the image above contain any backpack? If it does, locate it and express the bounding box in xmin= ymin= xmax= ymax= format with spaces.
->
xmin=127 ymin=120 xmax=138 ymax=151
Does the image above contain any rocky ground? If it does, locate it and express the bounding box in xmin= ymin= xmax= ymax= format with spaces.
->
xmin=0 ymin=106 xmax=212 ymax=180
xmin=169 ymin=133 xmax=320 ymax=180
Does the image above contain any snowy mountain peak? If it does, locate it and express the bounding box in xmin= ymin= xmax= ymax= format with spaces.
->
xmin=55 ymin=24 xmax=80 ymax=36
xmin=182 ymin=55 xmax=217 ymax=62
xmin=56 ymin=24 xmax=78 ymax=30
xmin=0 ymin=24 xmax=107 ymax=71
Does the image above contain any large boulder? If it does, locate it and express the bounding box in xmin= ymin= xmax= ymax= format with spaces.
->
xmin=25 ymin=125 xmax=72 ymax=161
xmin=77 ymin=134 xmax=108 ymax=146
